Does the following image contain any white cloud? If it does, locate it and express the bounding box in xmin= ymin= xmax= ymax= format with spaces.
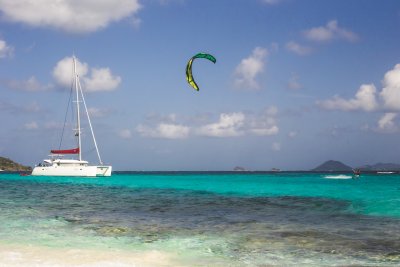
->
xmin=137 ymin=123 xmax=190 ymax=139
xmin=380 ymin=64 xmax=400 ymax=111
xmin=0 ymin=39 xmax=13 ymax=58
xmin=234 ymin=47 xmax=268 ymax=90
xmin=197 ymin=113 xmax=245 ymax=137
xmin=285 ymin=41 xmax=312 ymax=56
xmin=248 ymin=107 xmax=279 ymax=136
xmin=53 ymin=56 xmax=88 ymax=86
xmin=118 ymin=129 xmax=132 ymax=139
xmin=378 ymin=113 xmax=397 ymax=132
xmin=288 ymin=131 xmax=297 ymax=138
xmin=0 ymin=0 xmax=142 ymax=33
xmin=5 ymin=76 xmax=53 ymax=91
xmin=52 ymin=56 xmax=121 ymax=92
xmin=197 ymin=110 xmax=279 ymax=137
xmin=251 ymin=125 xmax=279 ymax=136
xmin=24 ymin=121 xmax=38 ymax=130
xmin=83 ymin=67 xmax=121 ymax=92
xmin=136 ymin=108 xmax=279 ymax=139
xmin=317 ymin=84 xmax=378 ymax=111
xmin=303 ymin=20 xmax=358 ymax=43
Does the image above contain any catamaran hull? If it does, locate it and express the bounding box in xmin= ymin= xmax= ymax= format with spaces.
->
xmin=31 ymin=165 xmax=112 ymax=177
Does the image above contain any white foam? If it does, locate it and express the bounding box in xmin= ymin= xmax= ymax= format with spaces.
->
xmin=323 ymin=175 xmax=353 ymax=179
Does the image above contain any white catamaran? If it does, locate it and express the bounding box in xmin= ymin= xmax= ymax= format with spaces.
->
xmin=32 ymin=56 xmax=112 ymax=177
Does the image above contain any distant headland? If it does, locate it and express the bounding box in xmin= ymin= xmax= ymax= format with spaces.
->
xmin=311 ymin=160 xmax=353 ymax=172
xmin=311 ymin=160 xmax=400 ymax=172
xmin=231 ymin=160 xmax=400 ymax=172
xmin=0 ymin=157 xmax=32 ymax=171
xmin=1 ymin=156 xmax=399 ymax=173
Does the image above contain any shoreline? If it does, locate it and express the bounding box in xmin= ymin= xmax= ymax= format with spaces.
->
xmin=0 ymin=244 xmax=178 ymax=267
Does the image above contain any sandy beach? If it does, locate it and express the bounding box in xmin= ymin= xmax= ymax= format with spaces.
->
xmin=0 ymin=244 xmax=178 ymax=267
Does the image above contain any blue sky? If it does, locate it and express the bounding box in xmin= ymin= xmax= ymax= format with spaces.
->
xmin=1 ymin=0 xmax=400 ymax=171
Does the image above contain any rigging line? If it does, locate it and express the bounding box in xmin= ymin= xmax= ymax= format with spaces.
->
xmin=77 ymin=77 xmax=103 ymax=165
xmin=58 ymin=82 xmax=74 ymax=150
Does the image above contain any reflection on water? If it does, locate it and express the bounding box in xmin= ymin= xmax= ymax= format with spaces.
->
xmin=0 ymin=177 xmax=400 ymax=266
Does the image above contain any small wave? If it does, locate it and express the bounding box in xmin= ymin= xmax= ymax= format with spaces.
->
xmin=323 ymin=175 xmax=353 ymax=179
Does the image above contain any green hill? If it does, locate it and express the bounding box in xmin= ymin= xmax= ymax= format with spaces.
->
xmin=311 ymin=160 xmax=353 ymax=172
xmin=0 ymin=157 xmax=32 ymax=171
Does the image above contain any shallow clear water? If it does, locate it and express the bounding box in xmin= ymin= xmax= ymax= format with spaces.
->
xmin=0 ymin=172 xmax=399 ymax=266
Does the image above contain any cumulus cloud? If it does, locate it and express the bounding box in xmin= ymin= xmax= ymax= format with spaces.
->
xmin=378 ymin=113 xmax=397 ymax=132
xmin=0 ymin=0 xmax=141 ymax=33
xmin=197 ymin=113 xmax=245 ymax=137
xmin=251 ymin=125 xmax=279 ymax=136
xmin=4 ymin=76 xmax=53 ymax=91
xmin=317 ymin=84 xmax=378 ymax=112
xmin=52 ymin=56 xmax=121 ymax=92
xmin=247 ymin=107 xmax=279 ymax=136
xmin=137 ymin=108 xmax=279 ymax=139
xmin=380 ymin=64 xmax=400 ymax=111
xmin=317 ymin=64 xmax=400 ymax=115
xmin=234 ymin=47 xmax=268 ymax=90
xmin=0 ymin=39 xmax=13 ymax=58
xmin=53 ymin=56 xmax=88 ymax=85
xmin=285 ymin=41 xmax=312 ymax=56
xmin=83 ymin=68 xmax=122 ymax=92
xmin=303 ymin=20 xmax=358 ymax=43
xmin=137 ymin=123 xmax=190 ymax=139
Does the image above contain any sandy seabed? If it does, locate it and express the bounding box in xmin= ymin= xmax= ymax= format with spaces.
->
xmin=0 ymin=244 xmax=180 ymax=267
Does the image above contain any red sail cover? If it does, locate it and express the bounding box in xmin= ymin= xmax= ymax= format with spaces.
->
xmin=50 ymin=148 xmax=80 ymax=154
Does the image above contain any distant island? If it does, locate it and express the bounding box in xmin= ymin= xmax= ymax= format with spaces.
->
xmin=312 ymin=160 xmax=400 ymax=172
xmin=358 ymin=163 xmax=400 ymax=171
xmin=311 ymin=160 xmax=353 ymax=172
xmin=0 ymin=157 xmax=32 ymax=171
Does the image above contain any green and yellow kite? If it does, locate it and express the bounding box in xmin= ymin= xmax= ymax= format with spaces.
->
xmin=186 ymin=53 xmax=216 ymax=91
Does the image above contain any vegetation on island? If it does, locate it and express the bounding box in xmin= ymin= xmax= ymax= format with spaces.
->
xmin=0 ymin=156 xmax=32 ymax=171
xmin=312 ymin=160 xmax=400 ymax=172
xmin=311 ymin=160 xmax=353 ymax=172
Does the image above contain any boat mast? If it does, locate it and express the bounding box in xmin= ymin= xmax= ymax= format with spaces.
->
xmin=77 ymin=77 xmax=104 ymax=165
xmin=73 ymin=56 xmax=82 ymax=161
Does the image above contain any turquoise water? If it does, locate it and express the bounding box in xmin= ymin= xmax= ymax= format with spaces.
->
xmin=0 ymin=172 xmax=399 ymax=266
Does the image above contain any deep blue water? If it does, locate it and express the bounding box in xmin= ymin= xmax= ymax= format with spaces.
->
xmin=0 ymin=172 xmax=399 ymax=266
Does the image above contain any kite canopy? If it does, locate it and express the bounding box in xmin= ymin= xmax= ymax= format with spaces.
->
xmin=186 ymin=53 xmax=216 ymax=91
